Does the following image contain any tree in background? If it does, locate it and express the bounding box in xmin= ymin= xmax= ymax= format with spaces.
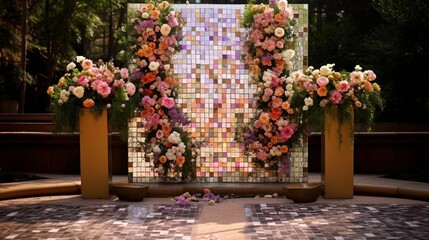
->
xmin=307 ymin=0 xmax=429 ymax=122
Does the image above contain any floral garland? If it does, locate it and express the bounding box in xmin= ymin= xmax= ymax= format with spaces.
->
xmin=47 ymin=57 xmax=136 ymax=137
xmin=127 ymin=0 xmax=195 ymax=182
xmin=241 ymin=0 xmax=303 ymax=174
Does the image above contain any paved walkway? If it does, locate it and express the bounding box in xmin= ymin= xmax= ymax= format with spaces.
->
xmin=0 ymin=174 xmax=428 ymax=239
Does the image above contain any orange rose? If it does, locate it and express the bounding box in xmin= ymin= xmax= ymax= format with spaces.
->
xmin=162 ymin=124 xmax=171 ymax=135
xmin=150 ymin=10 xmax=160 ymax=20
xmin=282 ymin=101 xmax=290 ymax=110
xmin=275 ymin=13 xmax=283 ymax=22
xmin=159 ymin=155 xmax=167 ymax=164
xmin=271 ymin=136 xmax=278 ymax=145
xmin=146 ymin=4 xmax=154 ymax=10
xmin=147 ymin=107 xmax=155 ymax=115
xmin=275 ymin=60 xmax=285 ymax=69
xmin=176 ymin=156 xmax=185 ymax=166
xmin=251 ymin=64 xmax=260 ymax=73
xmin=142 ymin=72 xmax=157 ymax=84
xmin=267 ymin=142 xmax=273 ymax=148
xmin=47 ymin=86 xmax=54 ymax=95
xmin=270 ymin=107 xmax=282 ymax=121
xmin=148 ymin=42 xmax=156 ymax=50
xmin=165 ymin=77 xmax=177 ymax=87
xmin=203 ymin=188 xmax=211 ymax=194
xmin=364 ymin=80 xmax=373 ymax=92
xmin=280 ymin=145 xmax=289 ymax=153
xmin=159 ymin=42 xmax=168 ymax=51
xmin=317 ymin=86 xmax=327 ymax=97
xmin=82 ymin=99 xmax=95 ymax=108
xmin=137 ymin=49 xmax=145 ymax=57
xmin=259 ymin=113 xmax=270 ymax=124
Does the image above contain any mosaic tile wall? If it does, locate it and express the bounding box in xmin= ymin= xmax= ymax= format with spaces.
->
xmin=128 ymin=4 xmax=308 ymax=183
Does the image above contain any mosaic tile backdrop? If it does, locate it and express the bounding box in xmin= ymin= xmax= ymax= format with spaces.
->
xmin=128 ymin=4 xmax=309 ymax=183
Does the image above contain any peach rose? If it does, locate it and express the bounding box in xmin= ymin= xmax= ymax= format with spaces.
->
xmin=82 ymin=99 xmax=95 ymax=108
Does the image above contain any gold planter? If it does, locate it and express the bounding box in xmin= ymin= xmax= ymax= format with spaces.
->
xmin=79 ymin=108 xmax=110 ymax=199
xmin=284 ymin=182 xmax=321 ymax=203
xmin=322 ymin=108 xmax=354 ymax=199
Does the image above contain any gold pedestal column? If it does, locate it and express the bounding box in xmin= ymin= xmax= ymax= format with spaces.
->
xmin=322 ymin=108 xmax=354 ymax=199
xmin=79 ymin=108 xmax=110 ymax=199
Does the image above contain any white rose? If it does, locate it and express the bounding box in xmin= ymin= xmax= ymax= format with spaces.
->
xmin=304 ymin=97 xmax=313 ymax=106
xmin=319 ymin=65 xmax=331 ymax=76
xmin=303 ymin=105 xmax=309 ymax=111
xmin=60 ymin=89 xmax=70 ymax=102
xmin=66 ymin=62 xmax=76 ymax=71
xmin=153 ymin=145 xmax=161 ymax=153
xmin=282 ymin=49 xmax=295 ymax=61
xmin=355 ymin=65 xmax=362 ymax=71
xmin=274 ymin=27 xmax=285 ymax=38
xmin=168 ymin=131 xmax=181 ymax=144
xmin=160 ymin=24 xmax=171 ymax=37
xmin=72 ymin=86 xmax=85 ymax=99
xmin=166 ymin=149 xmax=175 ymax=160
xmin=148 ymin=61 xmax=160 ymax=71
xmin=142 ymin=12 xmax=149 ymax=19
xmin=76 ymin=56 xmax=85 ymax=62
xmin=178 ymin=142 xmax=186 ymax=153
xmin=286 ymin=84 xmax=293 ymax=91
xmin=164 ymin=64 xmax=170 ymax=71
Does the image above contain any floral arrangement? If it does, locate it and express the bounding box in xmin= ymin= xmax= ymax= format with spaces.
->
xmin=47 ymin=56 xmax=136 ymax=137
xmin=126 ymin=0 xmax=193 ymax=181
xmin=292 ymin=64 xmax=383 ymax=133
xmin=240 ymin=0 xmax=303 ymax=174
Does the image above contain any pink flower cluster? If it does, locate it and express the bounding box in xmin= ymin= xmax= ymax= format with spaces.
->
xmin=243 ymin=0 xmax=296 ymax=83
xmin=293 ymin=64 xmax=381 ymax=111
xmin=129 ymin=0 xmax=190 ymax=181
xmin=47 ymin=56 xmax=135 ymax=109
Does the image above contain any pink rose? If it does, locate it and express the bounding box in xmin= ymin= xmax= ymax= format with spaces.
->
xmin=316 ymin=76 xmax=329 ymax=87
xmin=125 ymin=82 xmax=136 ymax=96
xmin=337 ymin=80 xmax=350 ymax=92
xmin=81 ymin=59 xmax=93 ymax=70
xmin=120 ymin=68 xmax=129 ymax=79
xmin=281 ymin=125 xmax=295 ymax=140
xmin=329 ymin=90 xmax=342 ymax=104
xmin=276 ymin=41 xmax=284 ymax=49
xmin=364 ymin=70 xmax=377 ymax=81
xmin=77 ymin=76 xmax=89 ymax=86
xmin=161 ymin=97 xmax=175 ymax=109
xmin=96 ymin=81 xmax=111 ymax=97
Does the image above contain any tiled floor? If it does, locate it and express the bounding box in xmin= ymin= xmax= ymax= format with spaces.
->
xmin=0 ymin=202 xmax=199 ymax=240
xmin=245 ymin=203 xmax=429 ymax=239
xmin=0 ymin=196 xmax=428 ymax=240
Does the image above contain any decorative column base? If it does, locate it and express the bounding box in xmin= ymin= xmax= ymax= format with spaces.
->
xmin=322 ymin=108 xmax=354 ymax=199
xmin=79 ymin=109 xmax=110 ymax=199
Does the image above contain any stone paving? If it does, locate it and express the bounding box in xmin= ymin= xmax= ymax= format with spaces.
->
xmin=0 ymin=198 xmax=428 ymax=239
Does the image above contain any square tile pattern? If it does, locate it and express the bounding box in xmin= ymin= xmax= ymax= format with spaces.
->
xmin=245 ymin=203 xmax=429 ymax=239
xmin=1 ymin=202 xmax=428 ymax=239
xmin=128 ymin=4 xmax=309 ymax=183
xmin=0 ymin=204 xmax=199 ymax=240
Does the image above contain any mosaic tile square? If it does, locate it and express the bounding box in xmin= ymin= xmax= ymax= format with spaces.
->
xmin=0 ymin=204 xmax=199 ymax=240
xmin=244 ymin=203 xmax=429 ymax=239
